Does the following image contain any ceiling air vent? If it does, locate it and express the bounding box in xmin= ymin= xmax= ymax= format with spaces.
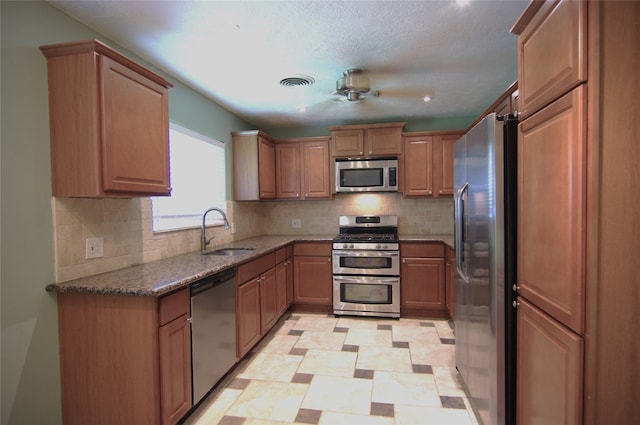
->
xmin=280 ymin=75 xmax=315 ymax=87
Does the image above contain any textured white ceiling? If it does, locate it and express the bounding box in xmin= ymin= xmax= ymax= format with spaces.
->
xmin=48 ymin=0 xmax=528 ymax=129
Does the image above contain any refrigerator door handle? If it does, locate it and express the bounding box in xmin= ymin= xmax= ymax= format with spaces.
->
xmin=455 ymin=182 xmax=470 ymax=284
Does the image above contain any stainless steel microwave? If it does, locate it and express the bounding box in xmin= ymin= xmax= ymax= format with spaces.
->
xmin=335 ymin=158 xmax=398 ymax=193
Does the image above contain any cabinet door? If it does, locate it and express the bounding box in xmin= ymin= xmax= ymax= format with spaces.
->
xmin=518 ymin=0 xmax=586 ymax=118
xmin=276 ymin=143 xmax=300 ymax=199
xmin=302 ymin=140 xmax=331 ymax=199
xmin=237 ymin=279 xmax=261 ymax=358
xmin=258 ymin=136 xmax=276 ymax=199
xmin=260 ymin=269 xmax=278 ymax=334
xmin=400 ymin=257 xmax=445 ymax=310
xmin=293 ymin=255 xmax=332 ymax=305
xmin=101 ymin=55 xmax=170 ymax=195
xmin=286 ymin=258 xmax=294 ymax=307
xmin=331 ymin=129 xmax=364 ymax=157
xmin=436 ymin=134 xmax=461 ymax=196
xmin=159 ymin=313 xmax=192 ymax=425
xmin=275 ymin=261 xmax=289 ymax=316
xmin=518 ymin=87 xmax=585 ymax=334
xmin=366 ymin=126 xmax=402 ymax=156
xmin=403 ymin=136 xmax=434 ymax=196
xmin=517 ymin=298 xmax=583 ymax=425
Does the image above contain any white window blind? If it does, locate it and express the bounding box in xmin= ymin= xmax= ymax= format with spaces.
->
xmin=152 ymin=123 xmax=226 ymax=232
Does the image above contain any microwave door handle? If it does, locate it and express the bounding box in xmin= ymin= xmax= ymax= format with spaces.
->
xmin=455 ymin=182 xmax=470 ymax=284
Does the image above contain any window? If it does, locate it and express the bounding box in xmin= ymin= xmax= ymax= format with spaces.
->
xmin=152 ymin=123 xmax=226 ymax=232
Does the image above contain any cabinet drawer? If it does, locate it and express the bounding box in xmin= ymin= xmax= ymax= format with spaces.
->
xmin=401 ymin=242 xmax=444 ymax=258
xmin=237 ymin=252 xmax=276 ymax=284
xmin=275 ymin=246 xmax=288 ymax=263
xmin=293 ymin=242 xmax=332 ymax=256
xmin=517 ymin=0 xmax=586 ymax=118
xmin=159 ymin=288 xmax=190 ymax=326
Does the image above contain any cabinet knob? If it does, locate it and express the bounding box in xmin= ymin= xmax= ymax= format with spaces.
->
xmin=512 ymin=300 xmax=520 ymax=309
xmin=187 ymin=317 xmax=193 ymax=324
xmin=512 ymin=284 xmax=520 ymax=292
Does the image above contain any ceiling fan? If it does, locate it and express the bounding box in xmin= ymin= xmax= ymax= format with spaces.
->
xmin=331 ymin=69 xmax=379 ymax=103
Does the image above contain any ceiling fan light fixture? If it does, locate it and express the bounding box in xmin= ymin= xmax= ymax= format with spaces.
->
xmin=336 ymin=69 xmax=370 ymax=101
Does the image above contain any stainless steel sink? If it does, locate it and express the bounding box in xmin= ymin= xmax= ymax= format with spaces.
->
xmin=203 ymin=247 xmax=256 ymax=256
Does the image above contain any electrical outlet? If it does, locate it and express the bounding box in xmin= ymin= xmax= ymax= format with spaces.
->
xmin=85 ymin=237 xmax=104 ymax=259
xmin=292 ymin=218 xmax=302 ymax=229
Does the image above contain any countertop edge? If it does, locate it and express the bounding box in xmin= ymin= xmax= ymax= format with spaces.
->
xmin=47 ymin=234 xmax=453 ymax=296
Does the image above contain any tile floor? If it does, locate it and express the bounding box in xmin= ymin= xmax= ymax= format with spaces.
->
xmin=184 ymin=313 xmax=479 ymax=425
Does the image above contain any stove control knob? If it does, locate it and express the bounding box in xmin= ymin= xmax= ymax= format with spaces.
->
xmin=349 ymin=244 xmax=355 ymax=249
xmin=376 ymin=244 xmax=382 ymax=249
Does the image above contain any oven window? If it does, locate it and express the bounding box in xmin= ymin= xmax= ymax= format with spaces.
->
xmin=341 ymin=283 xmax=392 ymax=304
xmin=340 ymin=256 xmax=391 ymax=269
xmin=340 ymin=168 xmax=383 ymax=187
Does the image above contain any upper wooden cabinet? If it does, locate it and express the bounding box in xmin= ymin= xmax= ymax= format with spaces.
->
xmin=512 ymin=0 xmax=586 ymax=119
xmin=402 ymin=131 xmax=464 ymax=197
xmin=511 ymin=2 xmax=640 ymax=423
xmin=330 ymin=122 xmax=405 ymax=157
xmin=275 ymin=137 xmax=331 ymax=200
xmin=232 ymin=130 xmax=276 ymax=200
xmin=518 ymin=86 xmax=586 ymax=335
xmin=40 ymin=40 xmax=173 ymax=197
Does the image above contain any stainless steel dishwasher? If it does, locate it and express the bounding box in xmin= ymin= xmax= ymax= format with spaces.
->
xmin=190 ymin=267 xmax=237 ymax=405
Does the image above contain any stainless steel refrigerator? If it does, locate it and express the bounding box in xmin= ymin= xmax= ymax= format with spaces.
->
xmin=454 ymin=113 xmax=518 ymax=425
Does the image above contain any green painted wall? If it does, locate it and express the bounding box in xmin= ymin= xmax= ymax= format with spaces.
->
xmin=0 ymin=2 xmax=251 ymax=424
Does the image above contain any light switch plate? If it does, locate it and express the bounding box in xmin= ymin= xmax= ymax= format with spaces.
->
xmin=292 ymin=219 xmax=302 ymax=229
xmin=85 ymin=237 xmax=104 ymax=259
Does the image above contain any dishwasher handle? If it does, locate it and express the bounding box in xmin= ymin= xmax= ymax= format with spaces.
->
xmin=190 ymin=267 xmax=236 ymax=296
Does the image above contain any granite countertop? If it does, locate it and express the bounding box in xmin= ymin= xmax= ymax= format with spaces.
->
xmin=46 ymin=234 xmax=453 ymax=297
xmin=400 ymin=234 xmax=454 ymax=249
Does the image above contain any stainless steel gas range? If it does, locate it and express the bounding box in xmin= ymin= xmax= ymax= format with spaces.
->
xmin=332 ymin=215 xmax=400 ymax=318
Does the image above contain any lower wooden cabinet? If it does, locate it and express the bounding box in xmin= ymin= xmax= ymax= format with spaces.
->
xmin=517 ymin=297 xmax=583 ymax=425
xmin=293 ymin=242 xmax=333 ymax=310
xmin=236 ymin=252 xmax=277 ymax=358
xmin=445 ymin=246 xmax=456 ymax=320
xmin=159 ymin=289 xmax=192 ymax=425
xmin=259 ymin=268 xmax=278 ymax=334
xmin=275 ymin=245 xmax=293 ymax=316
xmin=236 ymin=278 xmax=261 ymax=358
xmin=400 ymin=242 xmax=447 ymax=318
xmin=57 ymin=288 xmax=192 ymax=425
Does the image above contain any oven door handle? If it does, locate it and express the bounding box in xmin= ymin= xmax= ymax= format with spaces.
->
xmin=333 ymin=276 xmax=400 ymax=283
xmin=332 ymin=251 xmax=399 ymax=257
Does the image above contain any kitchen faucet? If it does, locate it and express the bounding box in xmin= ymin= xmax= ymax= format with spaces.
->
xmin=201 ymin=207 xmax=230 ymax=253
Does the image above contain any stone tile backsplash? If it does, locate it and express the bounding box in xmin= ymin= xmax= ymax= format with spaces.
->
xmin=52 ymin=193 xmax=452 ymax=282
